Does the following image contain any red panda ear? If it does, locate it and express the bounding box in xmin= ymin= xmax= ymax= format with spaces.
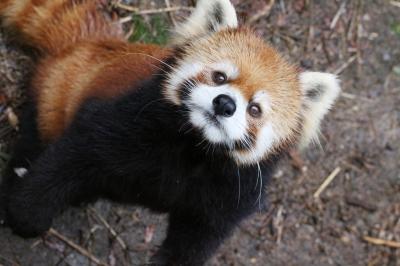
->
xmin=171 ymin=0 xmax=238 ymax=45
xmin=298 ymin=72 xmax=341 ymax=148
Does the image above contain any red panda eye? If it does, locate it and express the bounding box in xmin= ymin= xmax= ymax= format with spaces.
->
xmin=212 ymin=71 xmax=228 ymax=85
xmin=248 ymin=104 xmax=262 ymax=118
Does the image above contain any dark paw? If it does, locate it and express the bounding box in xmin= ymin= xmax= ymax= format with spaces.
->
xmin=5 ymin=200 xmax=53 ymax=238
xmin=6 ymin=211 xmax=51 ymax=238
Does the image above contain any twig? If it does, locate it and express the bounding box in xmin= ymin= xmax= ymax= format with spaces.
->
xmin=165 ymin=0 xmax=177 ymax=27
xmin=246 ymin=0 xmax=276 ymax=25
xmin=48 ymin=228 xmax=108 ymax=266
xmin=313 ymin=167 xmax=341 ymax=198
xmin=363 ymin=236 xmax=400 ymax=248
xmin=137 ymin=6 xmax=193 ymax=15
xmin=88 ymin=207 xmax=127 ymax=250
xmin=113 ymin=2 xmax=139 ymax=12
xmin=345 ymin=196 xmax=377 ymax=212
xmin=0 ymin=255 xmax=19 ymax=266
xmin=305 ymin=0 xmax=314 ymax=53
xmin=347 ymin=0 xmax=361 ymax=41
xmin=330 ymin=2 xmax=346 ymax=30
xmin=341 ymin=92 xmax=356 ymax=99
xmin=30 ymin=239 xmax=43 ymax=249
xmin=390 ymin=1 xmax=400 ymax=8
xmin=321 ymin=36 xmax=332 ymax=65
xmin=119 ymin=6 xmax=193 ymax=24
xmin=333 ymin=55 xmax=357 ymax=75
xmin=273 ymin=206 xmax=284 ymax=244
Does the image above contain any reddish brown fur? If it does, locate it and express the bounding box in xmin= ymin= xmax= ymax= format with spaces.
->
xmin=182 ymin=28 xmax=302 ymax=147
xmin=33 ymin=41 xmax=170 ymax=141
xmin=0 ymin=0 xmax=170 ymax=141
xmin=1 ymin=0 xmax=123 ymax=54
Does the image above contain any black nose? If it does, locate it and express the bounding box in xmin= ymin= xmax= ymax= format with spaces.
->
xmin=213 ymin=94 xmax=236 ymax=117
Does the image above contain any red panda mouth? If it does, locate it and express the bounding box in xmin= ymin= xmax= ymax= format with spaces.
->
xmin=204 ymin=111 xmax=220 ymax=127
xmin=233 ymin=133 xmax=256 ymax=151
xmin=203 ymin=111 xmax=255 ymax=152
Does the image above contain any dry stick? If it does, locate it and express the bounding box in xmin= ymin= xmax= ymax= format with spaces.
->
xmin=390 ymin=1 xmax=400 ymax=8
xmin=273 ymin=206 xmax=284 ymax=245
xmin=333 ymin=55 xmax=357 ymax=75
xmin=137 ymin=6 xmax=193 ymax=15
xmin=246 ymin=0 xmax=276 ymax=25
xmin=330 ymin=1 xmax=346 ymax=30
xmin=114 ymin=2 xmax=139 ymax=12
xmin=364 ymin=236 xmax=400 ymax=248
xmin=88 ymin=207 xmax=127 ymax=250
xmin=119 ymin=6 xmax=193 ymax=24
xmin=347 ymin=0 xmax=361 ymax=41
xmin=0 ymin=255 xmax=19 ymax=266
xmin=355 ymin=0 xmax=363 ymax=74
xmin=305 ymin=0 xmax=314 ymax=53
xmin=165 ymin=0 xmax=177 ymax=27
xmin=313 ymin=167 xmax=341 ymax=198
xmin=48 ymin=228 xmax=109 ymax=266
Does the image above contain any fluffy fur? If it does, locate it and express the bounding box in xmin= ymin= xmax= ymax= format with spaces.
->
xmin=5 ymin=74 xmax=279 ymax=265
xmin=171 ymin=0 xmax=238 ymax=45
xmin=0 ymin=0 xmax=341 ymax=265
xmin=299 ymin=72 xmax=341 ymax=147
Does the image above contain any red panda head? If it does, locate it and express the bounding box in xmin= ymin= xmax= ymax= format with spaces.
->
xmin=164 ymin=0 xmax=340 ymax=165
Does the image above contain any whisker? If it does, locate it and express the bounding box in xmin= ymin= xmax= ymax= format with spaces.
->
xmin=121 ymin=52 xmax=175 ymax=72
xmin=179 ymin=121 xmax=192 ymax=133
xmin=121 ymin=52 xmax=192 ymax=84
xmin=196 ymin=138 xmax=207 ymax=147
xmin=134 ymin=99 xmax=165 ymax=122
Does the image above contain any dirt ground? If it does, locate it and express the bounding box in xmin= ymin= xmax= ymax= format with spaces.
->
xmin=0 ymin=0 xmax=399 ymax=265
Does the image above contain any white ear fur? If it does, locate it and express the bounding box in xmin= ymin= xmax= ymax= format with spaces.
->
xmin=299 ymin=72 xmax=341 ymax=148
xmin=171 ymin=0 xmax=238 ymax=45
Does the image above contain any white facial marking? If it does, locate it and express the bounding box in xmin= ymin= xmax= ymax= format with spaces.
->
xmin=232 ymin=123 xmax=278 ymax=165
xmin=210 ymin=61 xmax=239 ymax=79
xmin=252 ymin=90 xmax=272 ymax=113
xmin=165 ymin=62 xmax=204 ymax=105
xmin=187 ymin=84 xmax=248 ymax=146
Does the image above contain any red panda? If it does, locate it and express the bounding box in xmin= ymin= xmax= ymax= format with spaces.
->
xmin=0 ymin=0 xmax=341 ymax=265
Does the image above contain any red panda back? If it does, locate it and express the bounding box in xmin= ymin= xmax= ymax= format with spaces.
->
xmin=33 ymin=40 xmax=171 ymax=141
xmin=0 ymin=0 xmax=123 ymax=54
xmin=0 ymin=0 xmax=170 ymax=141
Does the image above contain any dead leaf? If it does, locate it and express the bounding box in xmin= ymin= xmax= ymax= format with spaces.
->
xmin=289 ymin=150 xmax=305 ymax=170
xmin=144 ymin=224 xmax=156 ymax=244
xmin=0 ymin=94 xmax=7 ymax=105
xmin=6 ymin=107 xmax=19 ymax=129
xmin=293 ymin=0 xmax=306 ymax=13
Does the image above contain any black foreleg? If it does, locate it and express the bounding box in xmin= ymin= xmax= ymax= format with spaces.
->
xmin=1 ymin=102 xmax=43 ymax=226
xmin=150 ymin=211 xmax=237 ymax=266
xmin=5 ymin=139 xmax=100 ymax=238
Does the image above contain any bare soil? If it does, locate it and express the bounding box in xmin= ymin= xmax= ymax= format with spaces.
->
xmin=0 ymin=1 xmax=399 ymax=265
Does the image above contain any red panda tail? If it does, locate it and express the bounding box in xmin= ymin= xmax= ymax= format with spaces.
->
xmin=0 ymin=0 xmax=123 ymax=54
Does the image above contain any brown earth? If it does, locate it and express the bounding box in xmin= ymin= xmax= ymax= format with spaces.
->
xmin=0 ymin=1 xmax=399 ymax=265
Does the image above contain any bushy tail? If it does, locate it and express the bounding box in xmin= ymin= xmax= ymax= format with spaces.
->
xmin=0 ymin=0 xmax=123 ymax=54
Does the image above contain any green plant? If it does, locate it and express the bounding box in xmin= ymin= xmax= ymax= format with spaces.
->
xmin=391 ymin=22 xmax=400 ymax=37
xmin=129 ymin=14 xmax=169 ymax=45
